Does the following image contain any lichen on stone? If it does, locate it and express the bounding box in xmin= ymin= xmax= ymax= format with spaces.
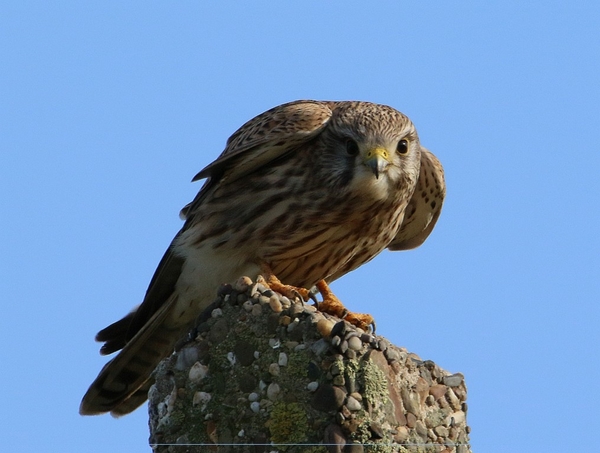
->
xmin=267 ymin=402 xmax=309 ymax=447
xmin=361 ymin=359 xmax=389 ymax=406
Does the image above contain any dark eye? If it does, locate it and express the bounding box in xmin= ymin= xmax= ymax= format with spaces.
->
xmin=345 ymin=139 xmax=359 ymax=156
xmin=396 ymin=139 xmax=409 ymax=155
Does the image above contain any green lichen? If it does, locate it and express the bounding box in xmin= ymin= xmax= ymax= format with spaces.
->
xmin=361 ymin=360 xmax=389 ymax=404
xmin=285 ymin=349 xmax=311 ymax=377
xmin=354 ymin=420 xmax=373 ymax=444
xmin=268 ymin=402 xmax=309 ymax=447
xmin=167 ymin=409 xmax=186 ymax=428
xmin=345 ymin=358 xmax=360 ymax=380
xmin=424 ymin=407 xmax=451 ymax=429
xmin=345 ymin=360 xmax=398 ymax=451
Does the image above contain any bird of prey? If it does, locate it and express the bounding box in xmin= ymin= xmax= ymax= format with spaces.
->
xmin=80 ymin=100 xmax=445 ymax=416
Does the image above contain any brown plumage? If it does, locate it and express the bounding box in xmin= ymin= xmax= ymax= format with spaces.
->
xmin=80 ymin=100 xmax=445 ymax=416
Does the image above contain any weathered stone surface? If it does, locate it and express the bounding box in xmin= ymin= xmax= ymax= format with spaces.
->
xmin=443 ymin=373 xmax=465 ymax=387
xmin=312 ymin=384 xmax=346 ymax=412
xmin=430 ymin=383 xmax=448 ymax=400
xmin=148 ymin=278 xmax=471 ymax=452
xmin=233 ymin=340 xmax=256 ymax=366
xmin=345 ymin=395 xmax=362 ymax=411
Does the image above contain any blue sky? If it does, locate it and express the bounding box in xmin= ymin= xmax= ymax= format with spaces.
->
xmin=1 ymin=2 xmax=599 ymax=452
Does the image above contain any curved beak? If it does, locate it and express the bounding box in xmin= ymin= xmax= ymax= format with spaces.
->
xmin=364 ymin=147 xmax=390 ymax=179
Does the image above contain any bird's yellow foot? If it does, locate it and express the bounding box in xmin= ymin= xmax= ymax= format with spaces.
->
xmin=259 ymin=265 xmax=315 ymax=303
xmin=315 ymin=280 xmax=375 ymax=331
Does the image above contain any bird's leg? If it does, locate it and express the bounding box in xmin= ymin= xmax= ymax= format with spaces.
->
xmin=259 ymin=263 xmax=316 ymax=303
xmin=315 ymin=280 xmax=375 ymax=331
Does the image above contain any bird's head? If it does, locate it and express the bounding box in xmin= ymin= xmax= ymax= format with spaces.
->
xmin=318 ymin=102 xmax=422 ymax=202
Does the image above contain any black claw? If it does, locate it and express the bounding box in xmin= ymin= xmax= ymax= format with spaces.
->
xmin=370 ymin=320 xmax=376 ymax=333
xmin=308 ymin=292 xmax=318 ymax=304
xmin=331 ymin=320 xmax=346 ymax=337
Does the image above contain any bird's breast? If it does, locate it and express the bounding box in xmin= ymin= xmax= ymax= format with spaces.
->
xmin=176 ymin=157 xmax=414 ymax=290
xmin=262 ymin=194 xmax=410 ymax=287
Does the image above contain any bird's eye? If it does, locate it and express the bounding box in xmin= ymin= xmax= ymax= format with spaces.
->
xmin=345 ymin=139 xmax=359 ymax=156
xmin=396 ymin=139 xmax=409 ymax=155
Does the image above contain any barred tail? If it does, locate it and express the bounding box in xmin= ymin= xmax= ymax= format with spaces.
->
xmin=80 ymin=295 xmax=185 ymax=416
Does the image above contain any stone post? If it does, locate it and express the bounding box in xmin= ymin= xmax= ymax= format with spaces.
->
xmin=148 ymin=277 xmax=471 ymax=453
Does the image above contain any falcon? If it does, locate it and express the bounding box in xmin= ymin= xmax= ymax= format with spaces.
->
xmin=80 ymin=100 xmax=445 ymax=416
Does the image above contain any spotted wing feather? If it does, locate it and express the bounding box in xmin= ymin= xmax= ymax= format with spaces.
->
xmin=179 ymin=100 xmax=333 ymax=221
xmin=387 ymin=147 xmax=445 ymax=251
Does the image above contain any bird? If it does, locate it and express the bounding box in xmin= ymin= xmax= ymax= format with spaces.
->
xmin=80 ymin=100 xmax=445 ymax=417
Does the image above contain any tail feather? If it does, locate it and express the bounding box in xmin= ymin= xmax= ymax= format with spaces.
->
xmin=110 ymin=378 xmax=156 ymax=417
xmin=95 ymin=308 xmax=138 ymax=355
xmin=80 ymin=294 xmax=185 ymax=416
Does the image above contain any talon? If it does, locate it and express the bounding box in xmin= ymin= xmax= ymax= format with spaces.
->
xmin=260 ymin=263 xmax=312 ymax=303
xmin=315 ymin=279 xmax=375 ymax=331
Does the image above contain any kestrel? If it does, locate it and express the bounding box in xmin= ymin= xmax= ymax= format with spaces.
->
xmin=80 ymin=100 xmax=445 ymax=416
